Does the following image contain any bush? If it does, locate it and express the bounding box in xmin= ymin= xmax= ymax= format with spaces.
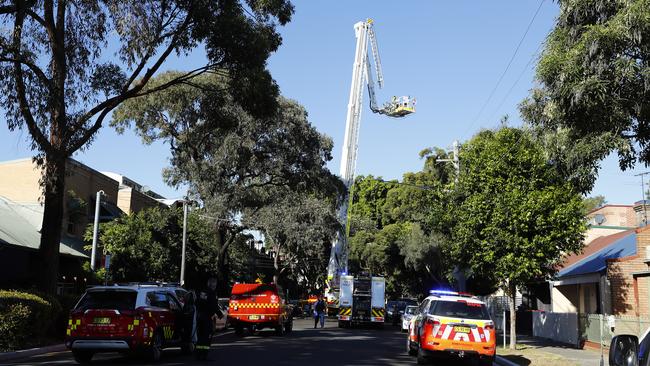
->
xmin=0 ymin=290 xmax=57 ymax=351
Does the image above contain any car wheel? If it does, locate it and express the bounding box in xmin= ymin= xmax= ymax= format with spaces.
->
xmin=149 ymin=330 xmax=163 ymax=362
xmin=275 ymin=322 xmax=285 ymax=336
xmin=180 ymin=341 xmax=194 ymax=355
xmin=478 ymin=355 xmax=495 ymax=366
xmin=285 ymin=318 xmax=293 ymax=333
xmin=72 ymin=350 xmax=93 ymax=364
xmin=407 ymin=338 xmax=417 ymax=356
xmin=416 ymin=346 xmax=429 ymax=365
xmin=235 ymin=325 xmax=245 ymax=337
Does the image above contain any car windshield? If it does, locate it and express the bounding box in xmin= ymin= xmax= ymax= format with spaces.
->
xmin=75 ymin=290 xmax=138 ymax=311
xmin=429 ymin=300 xmax=490 ymax=320
xmin=405 ymin=306 xmax=417 ymax=315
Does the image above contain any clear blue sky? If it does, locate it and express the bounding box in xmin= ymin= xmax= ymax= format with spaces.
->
xmin=0 ymin=1 xmax=645 ymax=204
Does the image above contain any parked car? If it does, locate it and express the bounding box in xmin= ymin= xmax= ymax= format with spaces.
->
xmin=401 ymin=305 xmax=418 ymax=332
xmin=386 ymin=298 xmax=418 ymax=323
xmin=65 ymin=284 xmax=194 ymax=364
xmin=609 ymin=331 xmax=650 ymax=366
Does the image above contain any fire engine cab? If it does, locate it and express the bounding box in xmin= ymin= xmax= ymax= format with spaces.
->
xmin=228 ymin=283 xmax=293 ymax=336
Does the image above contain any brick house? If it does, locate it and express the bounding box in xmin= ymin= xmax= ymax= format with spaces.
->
xmin=0 ymin=158 xmax=167 ymax=292
xmin=607 ymin=225 xmax=650 ymax=316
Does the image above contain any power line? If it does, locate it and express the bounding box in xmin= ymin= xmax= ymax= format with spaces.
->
xmin=461 ymin=0 xmax=546 ymax=139
xmin=486 ymin=40 xmax=545 ymax=124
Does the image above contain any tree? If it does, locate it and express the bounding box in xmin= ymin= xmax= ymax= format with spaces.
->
xmin=248 ymin=194 xmax=340 ymax=287
xmin=113 ymin=73 xmax=344 ymax=289
xmin=84 ymin=206 xmax=253 ymax=288
xmin=448 ymin=127 xmax=586 ymax=348
xmin=0 ymin=0 xmax=294 ymax=294
xmin=583 ymin=195 xmax=607 ymax=214
xmin=347 ymin=171 xmax=452 ymax=298
xmin=521 ymin=0 xmax=649 ymax=170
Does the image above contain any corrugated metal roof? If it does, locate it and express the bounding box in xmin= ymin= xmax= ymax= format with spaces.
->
xmin=0 ymin=196 xmax=87 ymax=258
xmin=557 ymin=230 xmax=636 ymax=278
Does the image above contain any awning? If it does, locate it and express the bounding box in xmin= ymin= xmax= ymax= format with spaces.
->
xmin=556 ymin=230 xmax=636 ymax=279
xmin=0 ymin=196 xmax=88 ymax=258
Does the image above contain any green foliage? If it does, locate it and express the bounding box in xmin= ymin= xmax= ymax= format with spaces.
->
xmin=248 ymin=194 xmax=340 ymax=288
xmin=0 ymin=291 xmax=57 ymax=351
xmin=112 ymin=72 xmax=344 ymax=292
xmin=348 ymin=172 xmax=451 ymax=298
xmin=583 ymin=195 xmax=607 ymax=214
xmin=85 ymin=207 xmax=235 ymax=288
xmin=448 ymin=128 xmax=587 ymax=290
xmin=521 ymin=0 xmax=649 ymax=171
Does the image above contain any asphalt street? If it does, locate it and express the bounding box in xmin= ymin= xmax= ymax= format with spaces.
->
xmin=1 ymin=319 xmax=495 ymax=366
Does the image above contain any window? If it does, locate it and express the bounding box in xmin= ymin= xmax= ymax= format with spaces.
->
xmin=429 ymin=300 xmax=491 ymax=320
xmin=146 ymin=292 xmax=170 ymax=309
xmin=166 ymin=293 xmax=181 ymax=312
xmin=75 ymin=290 xmax=137 ymax=311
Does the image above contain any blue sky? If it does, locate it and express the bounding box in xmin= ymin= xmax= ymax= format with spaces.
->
xmin=0 ymin=1 xmax=645 ymax=204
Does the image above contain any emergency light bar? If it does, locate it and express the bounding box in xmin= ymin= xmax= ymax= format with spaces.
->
xmin=429 ymin=290 xmax=477 ymax=298
xmin=429 ymin=290 xmax=458 ymax=296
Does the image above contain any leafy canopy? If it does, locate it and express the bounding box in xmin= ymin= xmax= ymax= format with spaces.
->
xmin=521 ymin=0 xmax=649 ymax=170
xmin=448 ymin=128 xmax=586 ymax=288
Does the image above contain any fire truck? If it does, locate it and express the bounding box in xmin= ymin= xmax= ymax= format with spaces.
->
xmin=337 ymin=274 xmax=385 ymax=327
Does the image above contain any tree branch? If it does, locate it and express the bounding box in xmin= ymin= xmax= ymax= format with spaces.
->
xmin=68 ymin=13 xmax=196 ymax=153
xmin=0 ymin=56 xmax=50 ymax=85
xmin=11 ymin=5 xmax=52 ymax=154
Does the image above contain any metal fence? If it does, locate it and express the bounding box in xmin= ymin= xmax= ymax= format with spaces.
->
xmin=579 ymin=314 xmax=650 ymax=346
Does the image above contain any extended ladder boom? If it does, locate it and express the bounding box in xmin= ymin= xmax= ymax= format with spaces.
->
xmin=327 ymin=19 xmax=416 ymax=301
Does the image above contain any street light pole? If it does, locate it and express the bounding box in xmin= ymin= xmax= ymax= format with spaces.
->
xmin=90 ymin=190 xmax=104 ymax=271
xmin=180 ymin=198 xmax=189 ymax=286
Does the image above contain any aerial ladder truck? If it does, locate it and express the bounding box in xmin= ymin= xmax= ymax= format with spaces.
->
xmin=326 ymin=19 xmax=415 ymax=319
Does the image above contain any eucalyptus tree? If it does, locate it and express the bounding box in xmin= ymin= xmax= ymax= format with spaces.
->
xmin=0 ymin=0 xmax=293 ymax=293
xmin=113 ymin=72 xmax=344 ymax=288
xmin=521 ymin=0 xmax=649 ymax=173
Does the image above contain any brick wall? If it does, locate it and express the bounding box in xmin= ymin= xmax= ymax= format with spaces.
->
xmin=607 ymin=227 xmax=650 ymax=316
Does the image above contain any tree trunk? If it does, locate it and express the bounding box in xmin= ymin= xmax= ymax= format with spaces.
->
xmin=215 ymin=227 xmax=230 ymax=296
xmin=509 ymin=282 xmax=517 ymax=350
xmin=37 ymin=156 xmax=66 ymax=295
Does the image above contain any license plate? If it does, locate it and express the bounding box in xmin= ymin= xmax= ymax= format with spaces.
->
xmin=248 ymin=315 xmax=259 ymax=320
xmin=454 ymin=326 xmax=470 ymax=333
xmin=93 ymin=317 xmax=111 ymax=324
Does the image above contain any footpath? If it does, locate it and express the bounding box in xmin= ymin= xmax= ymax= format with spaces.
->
xmin=495 ymin=335 xmax=603 ymax=366
xmin=0 ymin=344 xmax=66 ymax=365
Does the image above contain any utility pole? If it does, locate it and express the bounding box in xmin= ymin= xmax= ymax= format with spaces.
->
xmin=635 ymin=172 xmax=650 ymax=226
xmin=90 ymin=190 xmax=105 ymax=271
xmin=437 ymin=140 xmax=460 ymax=183
xmin=180 ymin=195 xmax=189 ymax=286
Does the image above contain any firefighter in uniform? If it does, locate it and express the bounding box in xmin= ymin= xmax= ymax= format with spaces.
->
xmin=195 ymin=278 xmax=222 ymax=360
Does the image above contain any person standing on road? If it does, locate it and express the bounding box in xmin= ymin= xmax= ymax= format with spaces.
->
xmin=313 ymin=295 xmax=326 ymax=329
xmin=195 ymin=278 xmax=223 ymax=361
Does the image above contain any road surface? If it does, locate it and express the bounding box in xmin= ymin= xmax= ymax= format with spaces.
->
xmin=2 ymin=319 xmax=493 ymax=366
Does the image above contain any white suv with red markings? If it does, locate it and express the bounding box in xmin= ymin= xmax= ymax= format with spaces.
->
xmin=407 ymin=290 xmax=495 ymax=365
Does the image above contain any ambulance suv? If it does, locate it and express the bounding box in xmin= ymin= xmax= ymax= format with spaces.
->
xmin=407 ymin=290 xmax=495 ymax=365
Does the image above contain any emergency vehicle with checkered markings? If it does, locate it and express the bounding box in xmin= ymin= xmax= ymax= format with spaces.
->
xmin=65 ymin=284 xmax=194 ymax=364
xmin=228 ymin=283 xmax=293 ymax=336
xmin=407 ymin=290 xmax=496 ymax=365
